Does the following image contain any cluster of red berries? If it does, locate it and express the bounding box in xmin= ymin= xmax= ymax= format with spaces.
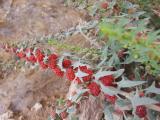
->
xmin=136 ymin=105 xmax=147 ymax=118
xmin=15 ymin=47 xmax=118 ymax=98
xmin=101 ymin=2 xmax=109 ymax=10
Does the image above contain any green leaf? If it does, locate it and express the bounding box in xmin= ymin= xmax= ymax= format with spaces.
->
xmin=148 ymin=110 xmax=157 ymax=120
xmin=57 ymin=56 xmax=65 ymax=71
xmin=71 ymin=89 xmax=89 ymax=102
xmin=117 ymin=77 xmax=146 ymax=88
xmin=75 ymin=69 xmax=89 ymax=78
xmin=131 ymin=96 xmax=158 ymax=107
xmin=145 ymin=82 xmax=160 ymax=94
xmin=94 ymin=70 xmax=114 ymax=80
xmin=113 ymin=69 xmax=125 ymax=78
xmin=73 ymin=61 xmax=90 ymax=69
xmin=94 ymin=69 xmax=124 ymax=81
xmin=104 ymin=104 xmax=114 ymax=120
xmin=67 ymin=106 xmax=76 ymax=113
xmin=100 ymin=83 xmax=119 ymax=96
xmin=116 ymin=99 xmax=131 ymax=111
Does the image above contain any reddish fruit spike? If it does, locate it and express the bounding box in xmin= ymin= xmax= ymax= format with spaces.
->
xmin=48 ymin=60 xmax=57 ymax=69
xmin=99 ymin=75 xmax=114 ymax=86
xmin=35 ymin=49 xmax=41 ymax=55
xmin=101 ymin=2 xmax=109 ymax=9
xmin=62 ymin=59 xmax=72 ymax=68
xmin=27 ymin=55 xmax=37 ymax=63
xmin=66 ymin=68 xmax=75 ymax=81
xmin=136 ymin=105 xmax=147 ymax=118
xmin=66 ymin=100 xmax=72 ymax=107
xmin=17 ymin=51 xmax=26 ymax=58
xmin=40 ymin=61 xmax=48 ymax=69
xmin=79 ymin=66 xmax=93 ymax=82
xmin=52 ymin=67 xmax=64 ymax=77
xmin=48 ymin=54 xmax=58 ymax=61
xmin=118 ymin=50 xmax=125 ymax=58
xmin=36 ymin=52 xmax=44 ymax=63
xmin=50 ymin=111 xmax=56 ymax=119
xmin=60 ymin=111 xmax=68 ymax=119
xmin=88 ymin=82 xmax=101 ymax=96
xmin=139 ymin=92 xmax=145 ymax=97
xmin=79 ymin=66 xmax=87 ymax=70
xmin=105 ymin=94 xmax=117 ymax=104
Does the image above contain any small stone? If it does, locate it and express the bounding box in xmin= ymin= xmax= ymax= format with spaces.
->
xmin=0 ymin=110 xmax=14 ymax=120
xmin=31 ymin=103 xmax=43 ymax=112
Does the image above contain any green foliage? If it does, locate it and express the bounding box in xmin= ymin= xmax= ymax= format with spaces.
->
xmin=99 ymin=16 xmax=160 ymax=75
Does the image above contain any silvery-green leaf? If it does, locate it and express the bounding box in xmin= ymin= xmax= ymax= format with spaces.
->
xmin=113 ymin=69 xmax=124 ymax=78
xmin=116 ymin=99 xmax=131 ymax=111
xmin=148 ymin=110 xmax=157 ymax=120
xmin=104 ymin=104 xmax=114 ymax=120
xmin=131 ymin=96 xmax=158 ymax=107
xmin=94 ymin=70 xmax=115 ymax=80
xmin=118 ymin=77 xmax=146 ymax=88
xmin=56 ymin=108 xmax=66 ymax=114
xmin=109 ymin=0 xmax=116 ymax=9
xmin=71 ymin=89 xmax=89 ymax=102
xmin=75 ymin=69 xmax=89 ymax=78
xmin=63 ymin=52 xmax=73 ymax=56
xmin=145 ymin=82 xmax=160 ymax=94
xmin=47 ymin=116 xmax=51 ymax=120
xmin=100 ymin=83 xmax=119 ymax=96
xmin=67 ymin=106 xmax=76 ymax=113
xmin=97 ymin=56 xmax=107 ymax=68
xmin=107 ymin=54 xmax=115 ymax=66
xmin=73 ymin=61 xmax=90 ymax=69
xmin=57 ymin=56 xmax=65 ymax=71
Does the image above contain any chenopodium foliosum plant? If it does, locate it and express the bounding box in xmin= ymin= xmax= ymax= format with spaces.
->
xmin=94 ymin=12 xmax=160 ymax=119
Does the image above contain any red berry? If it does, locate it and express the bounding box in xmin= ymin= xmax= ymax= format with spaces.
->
xmin=79 ymin=66 xmax=93 ymax=82
xmin=66 ymin=68 xmax=75 ymax=81
xmin=48 ymin=54 xmax=58 ymax=60
xmin=75 ymin=77 xmax=82 ymax=84
xmin=50 ymin=111 xmax=56 ymax=118
xmin=88 ymin=82 xmax=101 ymax=96
xmin=66 ymin=100 xmax=72 ymax=107
xmin=60 ymin=111 xmax=68 ymax=119
xmin=48 ymin=59 xmax=57 ymax=69
xmin=118 ymin=50 xmax=125 ymax=58
xmin=101 ymin=2 xmax=109 ymax=9
xmin=17 ymin=51 xmax=26 ymax=58
xmin=52 ymin=67 xmax=64 ymax=77
xmin=37 ymin=53 xmax=44 ymax=63
xmin=40 ymin=61 xmax=48 ymax=69
xmin=35 ymin=49 xmax=41 ymax=55
xmin=155 ymin=103 xmax=160 ymax=107
xmin=136 ymin=105 xmax=147 ymax=118
xmin=83 ymin=91 xmax=89 ymax=97
xmin=105 ymin=94 xmax=117 ymax=104
xmin=62 ymin=59 xmax=72 ymax=68
xmin=27 ymin=55 xmax=37 ymax=63
xmin=139 ymin=92 xmax=145 ymax=97
xmin=99 ymin=75 xmax=114 ymax=86
xmin=48 ymin=54 xmax=58 ymax=69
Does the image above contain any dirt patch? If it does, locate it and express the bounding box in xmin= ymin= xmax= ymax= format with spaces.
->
xmin=0 ymin=0 xmax=85 ymax=43
xmin=0 ymin=68 xmax=70 ymax=119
